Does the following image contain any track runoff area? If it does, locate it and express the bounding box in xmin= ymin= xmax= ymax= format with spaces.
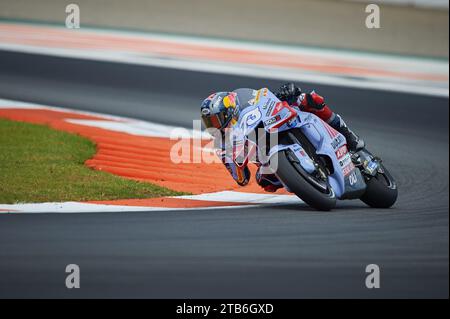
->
xmin=0 ymin=98 xmax=302 ymax=213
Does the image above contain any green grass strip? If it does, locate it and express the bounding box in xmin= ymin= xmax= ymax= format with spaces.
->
xmin=0 ymin=118 xmax=186 ymax=203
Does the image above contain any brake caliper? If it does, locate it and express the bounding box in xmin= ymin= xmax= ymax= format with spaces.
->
xmin=352 ymin=150 xmax=380 ymax=177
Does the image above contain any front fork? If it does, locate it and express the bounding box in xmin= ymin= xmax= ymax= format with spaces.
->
xmin=351 ymin=149 xmax=382 ymax=178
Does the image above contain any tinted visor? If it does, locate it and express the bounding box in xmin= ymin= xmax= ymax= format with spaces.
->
xmin=202 ymin=110 xmax=231 ymax=130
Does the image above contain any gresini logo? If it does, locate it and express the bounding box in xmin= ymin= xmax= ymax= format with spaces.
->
xmin=331 ymin=135 xmax=346 ymax=150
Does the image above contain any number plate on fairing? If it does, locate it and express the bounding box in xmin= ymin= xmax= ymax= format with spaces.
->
xmin=341 ymin=158 xmax=366 ymax=199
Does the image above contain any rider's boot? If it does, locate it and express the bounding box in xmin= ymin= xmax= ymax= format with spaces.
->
xmin=329 ymin=114 xmax=365 ymax=152
xmin=256 ymin=166 xmax=283 ymax=193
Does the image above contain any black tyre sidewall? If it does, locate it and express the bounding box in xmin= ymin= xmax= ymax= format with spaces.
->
xmin=273 ymin=151 xmax=337 ymax=211
xmin=360 ymin=171 xmax=398 ymax=208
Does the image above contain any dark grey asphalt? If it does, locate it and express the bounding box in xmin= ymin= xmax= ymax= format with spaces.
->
xmin=0 ymin=51 xmax=448 ymax=298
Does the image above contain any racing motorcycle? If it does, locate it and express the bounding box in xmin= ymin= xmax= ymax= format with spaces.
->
xmin=229 ymin=88 xmax=398 ymax=211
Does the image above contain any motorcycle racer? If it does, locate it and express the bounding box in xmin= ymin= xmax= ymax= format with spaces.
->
xmin=200 ymin=83 xmax=365 ymax=192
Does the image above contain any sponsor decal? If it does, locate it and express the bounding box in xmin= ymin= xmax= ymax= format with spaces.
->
xmin=331 ymin=135 xmax=346 ymax=150
xmin=335 ymin=145 xmax=348 ymax=159
xmin=255 ymin=90 xmax=262 ymax=104
xmin=265 ymin=102 xmax=275 ymax=116
xmin=201 ymin=107 xmax=211 ymax=116
xmin=201 ymin=99 xmax=211 ymax=109
xmin=248 ymin=90 xmax=259 ymax=106
xmin=287 ymin=117 xmax=297 ymax=127
xmin=245 ymin=108 xmax=262 ymax=126
xmin=264 ymin=115 xmax=281 ymax=126
xmin=223 ymin=93 xmax=237 ymax=108
xmin=366 ymin=160 xmax=379 ymax=175
xmin=271 ymin=102 xmax=285 ymax=116
xmin=213 ymin=96 xmax=223 ymax=109
xmin=263 ymin=99 xmax=275 ymax=110
xmin=339 ymin=154 xmax=352 ymax=168
xmin=368 ymin=160 xmax=378 ymax=170
xmin=342 ymin=162 xmax=355 ymax=177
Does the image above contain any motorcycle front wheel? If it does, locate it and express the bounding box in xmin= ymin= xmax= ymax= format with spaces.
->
xmin=360 ymin=164 xmax=398 ymax=208
xmin=271 ymin=150 xmax=337 ymax=211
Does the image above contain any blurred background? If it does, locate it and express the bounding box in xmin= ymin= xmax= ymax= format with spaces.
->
xmin=0 ymin=0 xmax=448 ymax=58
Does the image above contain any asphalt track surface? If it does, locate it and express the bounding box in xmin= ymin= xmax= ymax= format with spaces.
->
xmin=0 ymin=51 xmax=448 ymax=298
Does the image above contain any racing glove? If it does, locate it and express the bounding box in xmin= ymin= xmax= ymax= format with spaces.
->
xmin=276 ymin=83 xmax=302 ymax=105
xmin=217 ymin=149 xmax=251 ymax=187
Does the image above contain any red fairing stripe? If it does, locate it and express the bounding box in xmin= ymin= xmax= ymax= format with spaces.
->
xmin=270 ymin=102 xmax=298 ymax=131
xmin=335 ymin=145 xmax=348 ymax=159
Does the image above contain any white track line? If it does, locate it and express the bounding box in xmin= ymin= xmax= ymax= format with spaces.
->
xmin=0 ymin=192 xmax=301 ymax=214
xmin=0 ymin=22 xmax=448 ymax=98
xmin=174 ymin=191 xmax=301 ymax=204
xmin=0 ymin=202 xmax=262 ymax=214
xmin=0 ymin=98 xmax=208 ymax=139
xmin=1 ymin=42 xmax=447 ymax=98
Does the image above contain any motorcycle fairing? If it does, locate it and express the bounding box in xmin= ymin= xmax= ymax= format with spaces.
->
xmin=267 ymin=143 xmax=317 ymax=174
xmin=296 ymin=113 xmax=366 ymax=198
xmin=232 ymin=88 xmax=366 ymax=199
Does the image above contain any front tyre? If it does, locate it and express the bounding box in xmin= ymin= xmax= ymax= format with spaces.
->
xmin=272 ymin=150 xmax=336 ymax=211
xmin=360 ymin=164 xmax=398 ymax=208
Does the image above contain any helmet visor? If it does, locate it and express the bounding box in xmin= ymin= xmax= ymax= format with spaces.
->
xmin=202 ymin=110 xmax=231 ymax=130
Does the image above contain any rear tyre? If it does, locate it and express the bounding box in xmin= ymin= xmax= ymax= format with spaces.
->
xmin=360 ymin=165 xmax=398 ymax=208
xmin=272 ymin=150 xmax=336 ymax=211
